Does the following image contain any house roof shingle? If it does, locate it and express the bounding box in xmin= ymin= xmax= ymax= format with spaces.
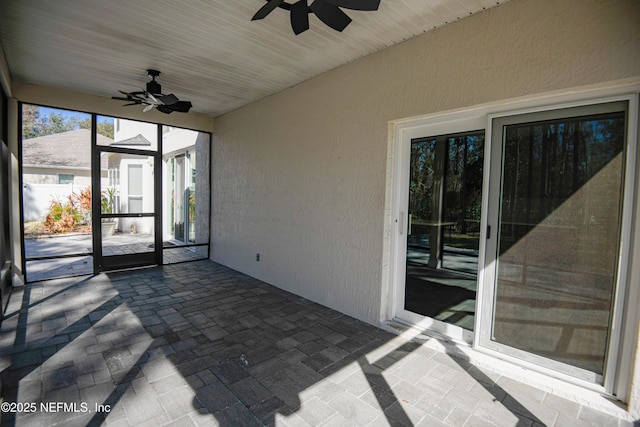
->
xmin=110 ymin=133 xmax=151 ymax=147
xmin=22 ymin=129 xmax=113 ymax=169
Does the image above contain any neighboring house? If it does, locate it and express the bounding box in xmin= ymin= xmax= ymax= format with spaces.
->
xmin=22 ymin=122 xmax=207 ymax=240
xmin=110 ymin=119 xmax=208 ymax=243
xmin=21 ymin=129 xmax=110 ymax=221
xmin=22 ymin=128 xmax=110 ymax=186
xmin=103 ymin=119 xmax=209 ymax=244
xmin=104 ymin=128 xmax=154 ymax=235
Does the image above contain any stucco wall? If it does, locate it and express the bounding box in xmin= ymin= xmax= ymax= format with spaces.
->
xmin=211 ymin=0 xmax=639 ymax=324
xmin=211 ymin=0 xmax=640 ymax=416
xmin=210 ymin=0 xmax=640 ymax=412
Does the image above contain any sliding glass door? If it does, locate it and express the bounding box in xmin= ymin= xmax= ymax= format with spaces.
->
xmin=397 ymin=130 xmax=484 ymax=341
xmin=393 ymin=95 xmax=636 ymax=393
xmin=480 ymin=101 xmax=630 ymax=383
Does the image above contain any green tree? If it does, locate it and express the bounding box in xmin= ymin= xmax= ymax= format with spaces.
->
xmin=96 ymin=121 xmax=114 ymax=139
xmin=22 ymin=104 xmax=42 ymax=138
xmin=77 ymin=118 xmax=114 ymax=139
xmin=22 ymin=105 xmax=114 ymax=139
xmin=45 ymin=112 xmax=77 ymax=134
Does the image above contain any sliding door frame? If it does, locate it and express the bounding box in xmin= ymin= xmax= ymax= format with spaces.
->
xmin=387 ymin=86 xmax=639 ymax=401
xmin=389 ymin=113 xmax=486 ymax=344
xmin=476 ymin=94 xmax=638 ymax=396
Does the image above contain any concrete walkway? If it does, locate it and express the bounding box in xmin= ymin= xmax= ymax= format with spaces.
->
xmin=0 ymin=260 xmax=634 ymax=426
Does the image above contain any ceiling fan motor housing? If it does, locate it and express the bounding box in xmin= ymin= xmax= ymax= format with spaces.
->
xmin=146 ymin=79 xmax=162 ymax=94
xmin=146 ymin=69 xmax=162 ymax=94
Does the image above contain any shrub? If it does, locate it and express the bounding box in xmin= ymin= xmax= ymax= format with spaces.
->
xmin=43 ymin=198 xmax=82 ymax=233
xmin=72 ymin=187 xmax=92 ymax=214
xmin=72 ymin=186 xmax=92 ymax=225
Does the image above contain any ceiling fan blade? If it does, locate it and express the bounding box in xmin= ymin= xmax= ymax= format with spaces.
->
xmin=323 ymin=0 xmax=380 ymax=10
xmin=158 ymin=93 xmax=179 ymax=105
xmin=156 ymin=105 xmax=174 ymax=114
xmin=115 ymin=71 xmax=189 ymax=113
xmin=147 ymin=92 xmax=159 ymax=104
xmin=290 ymin=0 xmax=310 ymax=34
xmin=154 ymin=101 xmax=192 ymax=114
xmin=252 ymin=0 xmax=285 ymax=20
xmin=168 ymin=101 xmax=192 ymax=113
xmin=310 ymin=0 xmax=352 ymax=31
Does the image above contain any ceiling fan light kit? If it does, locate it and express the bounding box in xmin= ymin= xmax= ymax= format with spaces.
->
xmin=252 ymin=0 xmax=381 ymax=35
xmin=112 ymin=69 xmax=192 ymax=114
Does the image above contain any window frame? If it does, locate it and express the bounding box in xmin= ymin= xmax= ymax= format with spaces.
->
xmin=58 ymin=173 xmax=75 ymax=185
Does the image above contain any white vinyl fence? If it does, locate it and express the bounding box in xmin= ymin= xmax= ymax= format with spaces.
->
xmin=22 ymin=183 xmax=87 ymax=222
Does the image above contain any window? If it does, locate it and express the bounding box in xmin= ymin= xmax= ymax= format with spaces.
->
xmin=58 ymin=173 xmax=74 ymax=185
xmin=162 ymin=126 xmax=210 ymax=262
xmin=108 ymin=167 xmax=120 ymax=186
xmin=127 ymin=164 xmax=143 ymax=213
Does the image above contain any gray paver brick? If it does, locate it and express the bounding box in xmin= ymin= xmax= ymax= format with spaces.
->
xmin=0 ymin=260 xmax=631 ymax=427
xmin=158 ymin=384 xmax=200 ymax=420
xmin=328 ymin=392 xmax=379 ymax=425
xmin=211 ymin=359 xmax=250 ymax=386
xmin=249 ymin=396 xmax=290 ymax=425
xmin=214 ymin=402 xmax=262 ymax=427
xmin=298 ymin=397 xmax=337 ymax=426
xmin=227 ymin=376 xmax=274 ymax=407
xmin=578 ymin=405 xmax=623 ymax=427
xmin=384 ymin=400 xmax=428 ymax=426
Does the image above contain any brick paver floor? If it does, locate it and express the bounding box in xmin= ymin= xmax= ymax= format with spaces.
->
xmin=0 ymin=260 xmax=634 ymax=426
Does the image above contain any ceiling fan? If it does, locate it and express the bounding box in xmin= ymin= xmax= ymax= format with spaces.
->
xmin=252 ymin=0 xmax=381 ymax=35
xmin=112 ymin=69 xmax=192 ymax=114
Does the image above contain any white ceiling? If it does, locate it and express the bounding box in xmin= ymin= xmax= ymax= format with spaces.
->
xmin=0 ymin=0 xmax=507 ymax=118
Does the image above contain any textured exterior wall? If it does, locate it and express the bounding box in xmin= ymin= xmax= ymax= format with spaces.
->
xmin=211 ymin=0 xmax=639 ymax=412
xmin=211 ymin=0 xmax=639 ymax=324
xmin=22 ymin=169 xmax=91 ymax=186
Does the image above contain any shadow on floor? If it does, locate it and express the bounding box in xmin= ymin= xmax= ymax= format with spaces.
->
xmin=0 ymin=260 xmax=552 ymax=426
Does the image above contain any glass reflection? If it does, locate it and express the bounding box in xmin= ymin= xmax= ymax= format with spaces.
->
xmin=493 ymin=111 xmax=625 ymax=374
xmin=405 ymin=132 xmax=484 ymax=330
